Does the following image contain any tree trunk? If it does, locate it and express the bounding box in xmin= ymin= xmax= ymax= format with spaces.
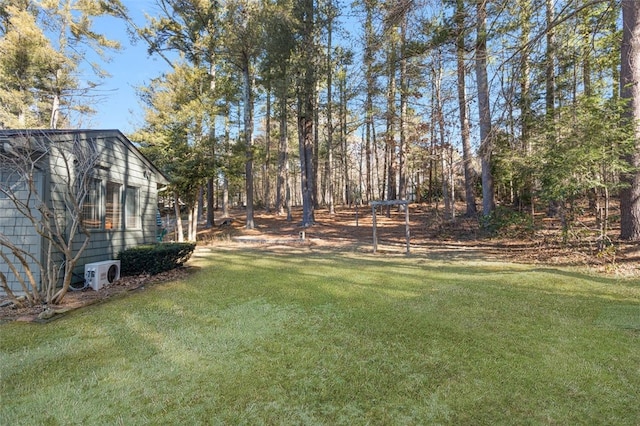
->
xmin=174 ymin=191 xmax=184 ymax=242
xmin=264 ymin=86 xmax=272 ymax=212
xmin=222 ymin=176 xmax=229 ymax=217
xmin=326 ymin=2 xmax=335 ymax=214
xmin=434 ymin=50 xmax=452 ymax=219
xmin=386 ymin=31 xmax=397 ymax=203
xmin=398 ymin=13 xmax=408 ymax=203
xmin=519 ymin=0 xmax=532 ymax=152
xmin=299 ymin=107 xmax=315 ymax=226
xmin=50 ymin=96 xmax=60 ymax=128
xmin=207 ymin=54 xmax=217 ymax=228
xmin=518 ymin=0 xmax=534 ymax=214
xmin=340 ymin=62 xmax=350 ymax=205
xmin=313 ymin=80 xmax=320 ymax=209
xmin=242 ymin=53 xmax=255 ymax=229
xmin=455 ymin=0 xmax=477 ymax=217
xmin=189 ymin=201 xmax=198 ymax=241
xmin=207 ymin=178 xmax=214 ymax=227
xmin=620 ymin=0 xmax=640 ymax=240
xmin=544 ymin=0 xmax=558 ymax=221
xmin=297 ymin=0 xmax=315 ymax=227
xmin=545 ymin=0 xmax=556 ymax=122
xmin=276 ymin=74 xmax=289 ymax=216
xmin=476 ymin=0 xmax=495 ymax=216
xmin=197 ymin=187 xmax=204 ymax=222
xmin=365 ymin=107 xmax=373 ymax=202
xmin=364 ymin=1 xmax=376 ymax=202
xmin=222 ymin=109 xmax=231 ymax=218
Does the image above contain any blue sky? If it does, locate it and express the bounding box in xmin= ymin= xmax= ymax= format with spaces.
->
xmin=86 ymin=1 xmax=171 ymax=133
xmin=87 ymin=1 xmax=360 ymax=135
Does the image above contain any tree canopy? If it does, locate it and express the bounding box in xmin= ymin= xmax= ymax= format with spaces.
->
xmin=2 ymin=0 xmax=639 ymax=241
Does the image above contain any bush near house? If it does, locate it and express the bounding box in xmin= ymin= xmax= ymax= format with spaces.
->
xmin=118 ymin=242 xmax=196 ymax=276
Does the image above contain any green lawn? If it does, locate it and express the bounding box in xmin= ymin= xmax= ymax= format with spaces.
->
xmin=1 ymin=248 xmax=639 ymax=425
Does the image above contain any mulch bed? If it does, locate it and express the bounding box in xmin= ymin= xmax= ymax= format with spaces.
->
xmin=0 ymin=267 xmax=193 ymax=323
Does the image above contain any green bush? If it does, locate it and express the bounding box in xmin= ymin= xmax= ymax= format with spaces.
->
xmin=117 ymin=242 xmax=196 ymax=276
xmin=480 ymin=206 xmax=535 ymax=238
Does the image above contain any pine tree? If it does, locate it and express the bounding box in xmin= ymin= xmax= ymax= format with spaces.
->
xmin=454 ymin=0 xmax=478 ymax=217
xmin=295 ymin=0 xmax=317 ymax=227
xmin=620 ymin=0 xmax=640 ymax=240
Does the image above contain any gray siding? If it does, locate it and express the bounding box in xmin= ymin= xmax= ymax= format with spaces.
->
xmin=64 ymin=134 xmax=163 ymax=278
xmin=0 ymin=170 xmax=43 ymax=293
xmin=0 ymin=129 xmax=167 ymax=294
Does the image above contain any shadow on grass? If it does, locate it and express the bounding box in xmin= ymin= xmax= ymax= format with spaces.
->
xmin=192 ymin=245 xmax=640 ymax=311
xmin=2 ymin=243 xmax=639 ymax=425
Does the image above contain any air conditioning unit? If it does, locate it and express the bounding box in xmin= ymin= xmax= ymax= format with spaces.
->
xmin=85 ymin=260 xmax=120 ymax=291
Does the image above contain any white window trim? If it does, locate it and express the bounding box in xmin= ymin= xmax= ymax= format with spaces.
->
xmin=125 ymin=186 xmax=141 ymax=230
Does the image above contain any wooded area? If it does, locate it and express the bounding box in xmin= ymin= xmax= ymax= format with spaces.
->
xmin=1 ymin=0 xmax=640 ymax=243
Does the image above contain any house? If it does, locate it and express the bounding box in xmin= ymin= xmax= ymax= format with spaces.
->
xmin=0 ymin=129 xmax=169 ymax=294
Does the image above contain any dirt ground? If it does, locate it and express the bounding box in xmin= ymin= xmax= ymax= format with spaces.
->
xmin=199 ymin=205 xmax=639 ymax=270
xmin=2 ymin=204 xmax=638 ymax=323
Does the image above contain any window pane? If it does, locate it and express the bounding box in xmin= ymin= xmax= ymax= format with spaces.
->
xmin=0 ymin=169 xmax=21 ymax=199
xmin=125 ymin=186 xmax=139 ymax=229
xmin=106 ymin=182 xmax=121 ymax=230
xmin=82 ymin=179 xmax=101 ymax=229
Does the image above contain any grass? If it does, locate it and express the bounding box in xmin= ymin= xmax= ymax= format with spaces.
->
xmin=1 ymin=248 xmax=639 ymax=425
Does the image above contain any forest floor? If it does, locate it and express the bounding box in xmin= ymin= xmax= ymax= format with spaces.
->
xmin=2 ymin=203 xmax=638 ymax=323
xmin=199 ymin=204 xmax=639 ymax=274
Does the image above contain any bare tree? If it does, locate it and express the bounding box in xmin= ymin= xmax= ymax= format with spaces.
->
xmin=0 ymin=131 xmax=98 ymax=306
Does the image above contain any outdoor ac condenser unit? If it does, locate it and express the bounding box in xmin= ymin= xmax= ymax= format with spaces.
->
xmin=85 ymin=260 xmax=120 ymax=291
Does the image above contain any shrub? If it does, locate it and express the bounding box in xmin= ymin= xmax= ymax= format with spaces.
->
xmin=480 ymin=206 xmax=535 ymax=238
xmin=118 ymin=242 xmax=196 ymax=276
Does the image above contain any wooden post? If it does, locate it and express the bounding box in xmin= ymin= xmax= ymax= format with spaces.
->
xmin=372 ymin=204 xmax=377 ymax=253
xmin=405 ymin=204 xmax=410 ymax=254
xmin=370 ymin=200 xmax=410 ymax=254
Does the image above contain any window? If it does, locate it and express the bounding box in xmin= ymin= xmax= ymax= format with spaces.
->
xmin=105 ymin=182 xmax=121 ymax=230
xmin=81 ymin=180 xmax=140 ymax=231
xmin=0 ymin=169 xmax=21 ymax=199
xmin=125 ymin=186 xmax=139 ymax=229
xmin=82 ymin=179 xmax=101 ymax=229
